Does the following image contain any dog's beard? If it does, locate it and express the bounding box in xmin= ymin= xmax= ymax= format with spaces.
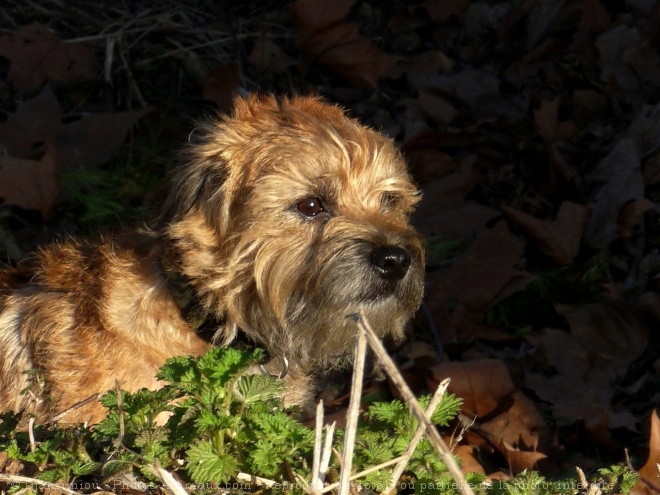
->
xmin=218 ymin=224 xmax=424 ymax=370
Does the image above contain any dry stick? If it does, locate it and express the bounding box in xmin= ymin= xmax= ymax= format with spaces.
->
xmin=337 ymin=329 xmax=368 ymax=495
xmin=319 ymin=422 xmax=336 ymax=485
xmin=236 ymin=472 xmax=278 ymax=488
xmin=27 ymin=417 xmax=36 ymax=453
xmin=316 ymin=455 xmax=408 ymax=494
xmin=311 ymin=400 xmax=325 ymax=491
xmin=151 ymin=460 xmax=190 ymax=495
xmin=356 ymin=308 xmax=474 ymax=495
xmin=0 ymin=474 xmax=80 ymax=495
xmin=384 ymin=378 xmax=451 ymax=495
xmin=50 ymin=393 xmax=99 ymax=423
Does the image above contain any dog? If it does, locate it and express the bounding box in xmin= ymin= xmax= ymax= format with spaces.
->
xmin=0 ymin=94 xmax=424 ymax=424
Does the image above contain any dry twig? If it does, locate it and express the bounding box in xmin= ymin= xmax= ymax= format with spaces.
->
xmin=384 ymin=378 xmax=451 ymax=494
xmin=0 ymin=474 xmax=80 ymax=495
xmin=337 ymin=328 xmax=368 ymax=495
xmin=355 ymin=307 xmax=474 ymax=495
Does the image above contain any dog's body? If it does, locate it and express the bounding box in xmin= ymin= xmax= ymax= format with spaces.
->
xmin=0 ymin=95 xmax=424 ymax=423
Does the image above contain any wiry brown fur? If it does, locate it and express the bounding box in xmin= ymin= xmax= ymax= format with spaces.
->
xmin=0 ymin=95 xmax=424 ymax=423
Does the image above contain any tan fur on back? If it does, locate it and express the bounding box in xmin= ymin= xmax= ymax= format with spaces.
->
xmin=0 ymin=95 xmax=424 ymax=423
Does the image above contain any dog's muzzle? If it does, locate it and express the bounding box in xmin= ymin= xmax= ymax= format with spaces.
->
xmin=370 ymin=245 xmax=412 ymax=282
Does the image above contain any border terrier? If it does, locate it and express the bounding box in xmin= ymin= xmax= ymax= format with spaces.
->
xmin=0 ymin=95 xmax=424 ymax=423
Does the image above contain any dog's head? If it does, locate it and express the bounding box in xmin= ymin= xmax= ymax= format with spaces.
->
xmin=164 ymin=95 xmax=424 ymax=368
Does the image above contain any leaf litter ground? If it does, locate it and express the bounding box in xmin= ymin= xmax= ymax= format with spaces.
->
xmin=1 ymin=0 xmax=660 ymax=492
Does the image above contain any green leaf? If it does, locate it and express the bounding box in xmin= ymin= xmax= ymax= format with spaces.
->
xmin=235 ymin=374 xmax=284 ymax=405
xmin=185 ymin=440 xmax=239 ymax=483
xmin=72 ymin=460 xmax=101 ymax=476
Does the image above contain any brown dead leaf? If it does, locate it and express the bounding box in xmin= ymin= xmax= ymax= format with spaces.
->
xmin=419 ymin=0 xmax=469 ymax=24
xmin=54 ymin=109 xmax=150 ymax=170
xmin=0 ymin=23 xmax=98 ymax=91
xmin=480 ymin=391 xmax=552 ymax=453
xmin=577 ymin=0 xmax=612 ymax=34
xmin=570 ymin=89 xmax=608 ymax=126
xmin=525 ymin=300 xmax=647 ymax=428
xmin=503 ymin=442 xmax=548 ymax=474
xmin=0 ymin=150 xmax=59 ymax=218
xmin=502 ymin=201 xmax=590 ymax=265
xmin=291 ymin=0 xmax=402 ymax=88
xmin=424 ymin=67 xmax=500 ymax=110
xmin=557 ymin=299 xmax=649 ymax=376
xmin=634 ymin=410 xmax=660 ymax=493
xmin=527 ymin=0 xmax=580 ymax=50
xmin=429 ymin=359 xmax=515 ymax=418
xmin=0 ymin=86 xmax=62 ymax=159
xmin=432 ymin=221 xmax=535 ymax=310
xmin=642 ymin=151 xmax=660 ymax=185
xmin=618 ymin=198 xmax=655 ymax=238
xmin=249 ymin=38 xmax=295 ymax=74
xmin=533 ymin=97 xmax=578 ymax=144
xmin=454 ymin=445 xmax=485 ymax=475
xmin=203 ymin=63 xmax=241 ymax=114
xmin=584 ymin=138 xmax=644 ymax=249
xmin=596 ymin=25 xmax=644 ymax=96
xmin=418 ymin=90 xmax=458 ymax=126
xmin=0 ymin=87 xmax=148 ymax=172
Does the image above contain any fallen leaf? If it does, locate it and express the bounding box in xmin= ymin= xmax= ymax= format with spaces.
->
xmin=527 ymin=0 xmax=578 ymax=50
xmin=291 ymin=0 xmax=402 ymax=88
xmin=429 ymin=359 xmax=515 ymax=418
xmin=0 ymin=86 xmax=62 ymax=159
xmin=0 ymin=87 xmax=148 ymax=172
xmin=249 ymin=38 xmax=295 ymax=74
xmin=418 ymin=90 xmax=458 ymax=126
xmin=0 ymin=150 xmax=59 ymax=218
xmin=0 ymin=23 xmax=98 ymax=91
xmin=54 ymin=109 xmax=150 ymax=170
xmin=203 ymin=63 xmax=241 ymax=114
xmin=431 ymin=221 xmax=535 ymax=310
xmin=557 ymin=299 xmax=649 ymax=377
xmin=480 ymin=391 xmax=552 ymax=453
xmin=525 ymin=299 xmax=648 ymax=428
xmin=423 ymin=66 xmax=500 ymax=110
xmin=454 ymin=445 xmax=485 ymax=475
xmin=583 ymin=138 xmax=644 ymax=249
xmin=635 ymin=410 xmax=660 ymax=493
xmin=503 ymin=441 xmax=548 ymax=474
xmin=502 ymin=201 xmax=590 ymax=265
xmin=596 ymin=25 xmax=643 ymax=96
xmin=577 ymin=0 xmax=612 ymax=34
xmin=533 ymin=97 xmax=578 ymax=144
xmin=618 ymin=198 xmax=655 ymax=238
xmin=418 ymin=0 xmax=469 ymax=24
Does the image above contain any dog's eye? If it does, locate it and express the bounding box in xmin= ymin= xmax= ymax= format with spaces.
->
xmin=296 ymin=197 xmax=325 ymax=217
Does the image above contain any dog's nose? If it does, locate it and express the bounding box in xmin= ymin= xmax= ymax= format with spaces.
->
xmin=371 ymin=246 xmax=412 ymax=282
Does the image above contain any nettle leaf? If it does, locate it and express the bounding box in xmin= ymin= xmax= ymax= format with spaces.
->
xmin=158 ymin=355 xmax=201 ymax=392
xmin=235 ymin=373 xmax=284 ymax=405
xmin=426 ymin=394 xmax=463 ymax=427
xmin=249 ymin=440 xmax=281 ymax=477
xmin=366 ymin=400 xmax=408 ymax=431
xmin=36 ymin=469 xmax=65 ymax=483
xmin=0 ymin=412 xmax=20 ymax=438
xmin=72 ymin=460 xmax=101 ymax=476
xmin=185 ymin=439 xmax=239 ymax=483
xmin=194 ymin=408 xmax=240 ymax=433
xmin=198 ymin=347 xmax=265 ymax=386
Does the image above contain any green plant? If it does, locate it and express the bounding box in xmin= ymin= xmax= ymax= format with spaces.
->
xmin=0 ymin=349 xmax=642 ymax=494
xmin=352 ymin=394 xmax=464 ymax=490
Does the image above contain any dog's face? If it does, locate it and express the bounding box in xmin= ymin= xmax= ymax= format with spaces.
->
xmin=165 ymin=95 xmax=424 ymax=368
